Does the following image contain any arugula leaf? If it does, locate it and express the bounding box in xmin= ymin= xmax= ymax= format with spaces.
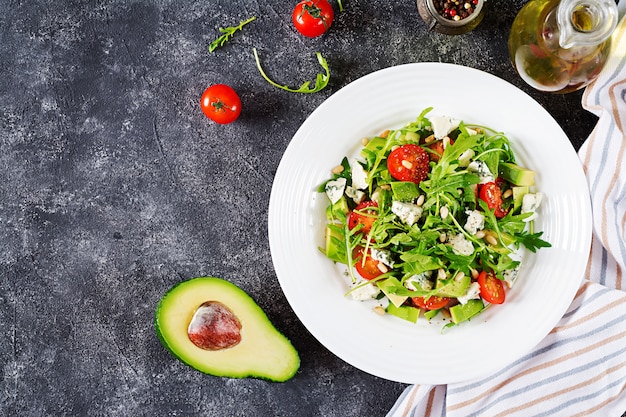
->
xmin=209 ymin=17 xmax=256 ymax=53
xmin=516 ymin=230 xmax=552 ymax=253
xmin=400 ymin=251 xmax=442 ymax=276
xmin=253 ymin=48 xmax=330 ymax=94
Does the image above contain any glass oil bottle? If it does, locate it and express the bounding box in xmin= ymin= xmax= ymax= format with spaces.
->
xmin=509 ymin=0 xmax=619 ymax=93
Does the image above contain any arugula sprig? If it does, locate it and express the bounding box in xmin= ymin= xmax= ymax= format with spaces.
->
xmin=209 ymin=17 xmax=256 ymax=53
xmin=253 ymin=48 xmax=330 ymax=94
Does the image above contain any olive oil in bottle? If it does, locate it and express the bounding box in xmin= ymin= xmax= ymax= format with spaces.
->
xmin=509 ymin=0 xmax=618 ymax=93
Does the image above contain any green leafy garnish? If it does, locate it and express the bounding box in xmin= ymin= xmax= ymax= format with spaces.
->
xmin=337 ymin=0 xmax=344 ymax=12
xmin=253 ymin=48 xmax=330 ymax=94
xmin=209 ymin=17 xmax=256 ymax=53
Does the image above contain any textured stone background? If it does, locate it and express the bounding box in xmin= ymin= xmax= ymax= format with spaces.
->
xmin=0 ymin=0 xmax=607 ymax=416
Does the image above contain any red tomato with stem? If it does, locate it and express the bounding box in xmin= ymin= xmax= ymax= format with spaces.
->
xmin=477 ymin=270 xmax=506 ymax=304
xmin=479 ymin=181 xmax=508 ymax=218
xmin=352 ymin=247 xmax=384 ymax=280
xmin=200 ymin=84 xmax=242 ymax=124
xmin=387 ymin=144 xmax=430 ymax=184
xmin=348 ymin=201 xmax=378 ymax=235
xmin=292 ymin=0 xmax=334 ymax=38
xmin=411 ymin=295 xmax=451 ymax=310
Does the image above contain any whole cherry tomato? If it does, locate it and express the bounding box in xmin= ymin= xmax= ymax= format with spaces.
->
xmin=292 ymin=0 xmax=334 ymax=38
xmin=200 ymin=84 xmax=242 ymax=124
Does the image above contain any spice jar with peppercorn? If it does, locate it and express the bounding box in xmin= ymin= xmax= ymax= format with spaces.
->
xmin=417 ymin=0 xmax=486 ymax=35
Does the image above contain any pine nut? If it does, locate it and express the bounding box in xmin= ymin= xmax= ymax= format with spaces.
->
xmin=416 ymin=194 xmax=425 ymax=206
xmin=380 ymin=129 xmax=390 ymax=138
xmin=424 ymin=134 xmax=435 ymax=143
xmin=401 ymin=160 xmax=413 ymax=169
xmin=454 ymin=271 xmax=465 ymax=282
xmin=377 ymin=263 xmax=389 ymax=273
xmin=441 ymin=308 xmax=451 ymax=319
xmin=373 ymin=305 xmax=386 ymax=316
xmin=474 ymin=230 xmax=486 ymax=239
xmin=331 ymin=165 xmax=344 ymax=174
xmin=470 ymin=268 xmax=479 ymax=279
xmin=443 ymin=136 xmax=450 ymax=149
xmin=361 ymin=137 xmax=370 ymax=146
xmin=440 ymin=206 xmax=449 ymax=219
xmin=503 ymin=188 xmax=513 ymax=199
xmin=486 ymin=235 xmax=498 ymax=245
xmin=439 ymin=233 xmax=447 ymax=243
xmin=438 ymin=268 xmax=447 ymax=280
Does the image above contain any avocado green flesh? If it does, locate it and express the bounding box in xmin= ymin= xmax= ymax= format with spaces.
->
xmin=155 ymin=277 xmax=300 ymax=382
xmin=499 ymin=162 xmax=535 ymax=186
xmin=325 ymin=225 xmax=345 ymax=263
xmin=450 ymin=299 xmax=484 ymax=324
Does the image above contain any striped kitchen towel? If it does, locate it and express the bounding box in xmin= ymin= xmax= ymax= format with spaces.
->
xmin=387 ymin=10 xmax=626 ymax=417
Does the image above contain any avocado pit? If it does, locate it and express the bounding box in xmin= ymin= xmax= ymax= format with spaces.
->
xmin=187 ymin=301 xmax=242 ymax=350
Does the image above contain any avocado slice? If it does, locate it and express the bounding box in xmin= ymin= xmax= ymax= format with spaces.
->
xmin=324 ymin=224 xmax=346 ymax=263
xmin=449 ymin=299 xmax=485 ymax=324
xmin=376 ymin=277 xmax=409 ymax=308
xmin=512 ymin=186 xmax=529 ymax=212
xmin=434 ymin=274 xmax=471 ymax=298
xmin=325 ymin=195 xmax=349 ymax=221
xmin=390 ymin=181 xmax=420 ymax=202
xmin=499 ymin=162 xmax=535 ymax=186
xmin=155 ymin=277 xmax=300 ymax=382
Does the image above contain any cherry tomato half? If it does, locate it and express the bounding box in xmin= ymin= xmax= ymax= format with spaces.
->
xmin=479 ymin=181 xmax=509 ymax=218
xmin=348 ymin=201 xmax=378 ymax=235
xmin=352 ymin=247 xmax=384 ymax=280
xmin=200 ymin=84 xmax=242 ymax=124
xmin=477 ymin=270 xmax=506 ymax=304
xmin=428 ymin=138 xmax=454 ymax=162
xmin=387 ymin=144 xmax=430 ymax=184
xmin=292 ymin=0 xmax=334 ymax=38
xmin=411 ymin=295 xmax=451 ymax=310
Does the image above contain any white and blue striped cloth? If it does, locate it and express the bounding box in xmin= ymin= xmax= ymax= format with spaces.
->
xmin=388 ymin=8 xmax=626 ymax=417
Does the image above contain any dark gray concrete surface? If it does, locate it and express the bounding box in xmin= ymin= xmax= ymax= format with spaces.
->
xmin=0 ymin=0 xmax=614 ymax=416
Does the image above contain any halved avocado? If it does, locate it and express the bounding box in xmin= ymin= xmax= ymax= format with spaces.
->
xmin=155 ymin=277 xmax=300 ymax=382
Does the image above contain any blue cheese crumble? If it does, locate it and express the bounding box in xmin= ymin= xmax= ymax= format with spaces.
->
xmin=370 ymin=248 xmax=395 ymax=268
xmin=457 ymin=282 xmax=481 ymax=305
xmin=464 ymin=210 xmax=485 ymax=235
xmin=350 ymin=159 xmax=368 ymax=190
xmin=430 ymin=115 xmax=460 ymax=139
xmin=324 ymin=177 xmax=346 ymax=204
xmin=350 ymin=281 xmax=381 ymax=301
xmin=391 ymin=201 xmax=423 ymax=226
xmin=448 ymin=233 xmax=474 ymax=256
xmin=468 ymin=160 xmax=495 ymax=184
xmin=521 ymin=192 xmax=543 ymax=222
xmin=345 ymin=185 xmax=365 ymax=204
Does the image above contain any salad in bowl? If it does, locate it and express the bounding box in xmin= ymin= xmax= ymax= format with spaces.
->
xmin=319 ymin=108 xmax=550 ymax=331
